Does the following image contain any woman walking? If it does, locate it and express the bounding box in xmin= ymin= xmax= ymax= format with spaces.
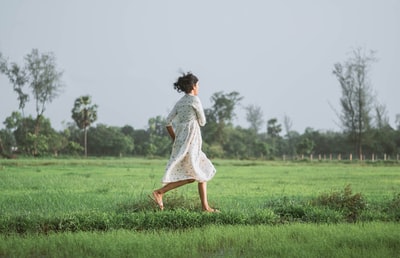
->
xmin=151 ymin=72 xmax=217 ymax=212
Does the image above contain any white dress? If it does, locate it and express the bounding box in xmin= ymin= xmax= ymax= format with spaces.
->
xmin=162 ymin=94 xmax=216 ymax=184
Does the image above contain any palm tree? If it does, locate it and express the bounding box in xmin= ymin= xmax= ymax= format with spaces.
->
xmin=71 ymin=95 xmax=98 ymax=157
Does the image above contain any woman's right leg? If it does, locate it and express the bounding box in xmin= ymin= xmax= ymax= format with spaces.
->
xmin=152 ymin=179 xmax=195 ymax=210
xmin=198 ymin=182 xmax=219 ymax=212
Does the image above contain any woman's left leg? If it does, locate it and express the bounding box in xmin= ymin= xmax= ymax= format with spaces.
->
xmin=153 ymin=179 xmax=195 ymax=210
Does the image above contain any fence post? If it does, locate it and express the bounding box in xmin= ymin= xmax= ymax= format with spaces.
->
xmin=349 ymin=153 xmax=352 ymax=161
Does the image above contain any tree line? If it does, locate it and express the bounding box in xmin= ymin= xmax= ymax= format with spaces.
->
xmin=1 ymin=49 xmax=399 ymax=159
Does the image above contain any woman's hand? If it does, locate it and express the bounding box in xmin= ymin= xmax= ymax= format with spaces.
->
xmin=166 ymin=126 xmax=176 ymax=141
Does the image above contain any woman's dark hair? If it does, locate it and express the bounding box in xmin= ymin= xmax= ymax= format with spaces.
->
xmin=173 ymin=72 xmax=198 ymax=93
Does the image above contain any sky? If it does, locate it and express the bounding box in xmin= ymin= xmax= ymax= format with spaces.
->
xmin=1 ymin=0 xmax=399 ymax=133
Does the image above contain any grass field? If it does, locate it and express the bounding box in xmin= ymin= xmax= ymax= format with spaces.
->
xmin=0 ymin=158 xmax=399 ymax=257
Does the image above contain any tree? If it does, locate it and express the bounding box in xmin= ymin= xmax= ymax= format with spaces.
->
xmin=0 ymin=54 xmax=29 ymax=115
xmin=267 ymin=118 xmax=282 ymax=157
xmin=223 ymin=126 xmax=269 ymax=159
xmin=296 ymin=137 xmax=315 ymax=157
xmin=71 ymin=95 xmax=98 ymax=157
xmin=374 ymin=103 xmax=390 ymax=129
xmin=0 ymin=129 xmax=15 ymax=158
xmin=210 ymin=91 xmax=243 ymax=125
xmin=245 ymin=104 xmax=264 ymax=133
xmin=333 ymin=47 xmax=377 ymax=159
xmin=5 ymin=113 xmax=60 ymax=156
xmin=86 ymin=124 xmax=134 ymax=156
xmin=26 ymin=49 xmax=64 ymax=153
xmin=369 ymin=127 xmax=396 ymax=157
xmin=1 ymin=53 xmax=29 ymax=157
xmin=121 ymin=125 xmax=136 ymax=155
xmin=61 ymin=122 xmax=85 ymax=156
xmin=3 ymin=112 xmax=34 ymax=155
xmin=146 ymin=116 xmax=171 ymax=157
xmin=131 ymin=129 xmax=148 ymax=156
xmin=283 ymin=114 xmax=296 ymax=157
xmin=295 ymin=127 xmax=319 ymax=157
xmin=205 ymin=91 xmax=243 ymax=145
xmin=1 ymin=49 xmax=64 ymax=155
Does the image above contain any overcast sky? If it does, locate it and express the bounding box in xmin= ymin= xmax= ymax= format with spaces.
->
xmin=1 ymin=0 xmax=399 ymax=133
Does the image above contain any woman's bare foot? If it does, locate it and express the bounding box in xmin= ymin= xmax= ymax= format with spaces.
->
xmin=152 ymin=191 xmax=164 ymax=210
xmin=203 ymin=208 xmax=220 ymax=213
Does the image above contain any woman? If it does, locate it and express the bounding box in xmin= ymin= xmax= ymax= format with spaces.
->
xmin=151 ymin=72 xmax=217 ymax=212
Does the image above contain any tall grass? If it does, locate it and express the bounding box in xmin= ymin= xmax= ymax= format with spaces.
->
xmin=1 ymin=223 xmax=399 ymax=258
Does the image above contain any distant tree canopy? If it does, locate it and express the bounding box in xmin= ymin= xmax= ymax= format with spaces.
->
xmin=1 ymin=48 xmax=399 ymax=159
xmin=87 ymin=124 xmax=133 ymax=156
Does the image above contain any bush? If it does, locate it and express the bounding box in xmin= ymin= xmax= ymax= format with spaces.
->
xmin=312 ymin=184 xmax=366 ymax=222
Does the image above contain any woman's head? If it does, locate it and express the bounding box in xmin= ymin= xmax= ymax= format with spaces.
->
xmin=173 ymin=72 xmax=199 ymax=94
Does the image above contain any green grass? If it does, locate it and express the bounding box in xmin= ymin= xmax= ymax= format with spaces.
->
xmin=1 ymin=223 xmax=399 ymax=258
xmin=0 ymin=158 xmax=399 ymax=257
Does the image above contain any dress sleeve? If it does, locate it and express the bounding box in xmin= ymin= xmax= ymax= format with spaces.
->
xmin=193 ymin=96 xmax=206 ymax=126
xmin=166 ymin=103 xmax=177 ymax=126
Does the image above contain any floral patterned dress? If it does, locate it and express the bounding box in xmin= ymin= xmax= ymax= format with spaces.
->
xmin=162 ymin=94 xmax=216 ymax=184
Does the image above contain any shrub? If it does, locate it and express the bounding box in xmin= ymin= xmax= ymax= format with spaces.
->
xmin=312 ymin=184 xmax=366 ymax=222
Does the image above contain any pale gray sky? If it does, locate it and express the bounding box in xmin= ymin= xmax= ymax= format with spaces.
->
xmin=1 ymin=0 xmax=399 ymax=132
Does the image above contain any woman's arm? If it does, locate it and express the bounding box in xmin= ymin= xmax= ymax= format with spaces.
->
xmin=193 ymin=96 xmax=206 ymax=126
xmin=166 ymin=125 xmax=175 ymax=141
